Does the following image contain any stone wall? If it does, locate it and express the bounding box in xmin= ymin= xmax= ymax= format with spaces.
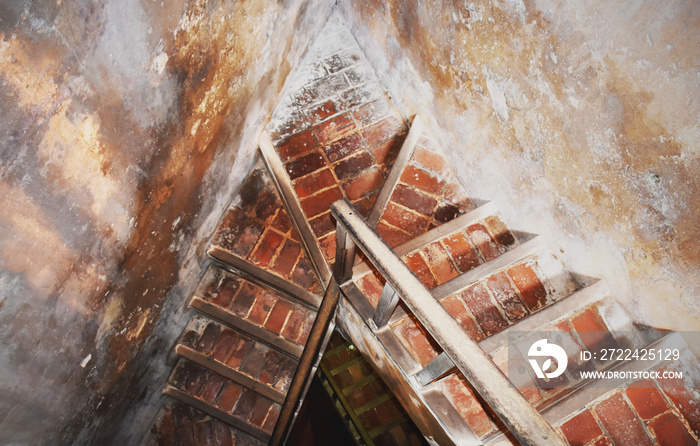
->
xmin=338 ymin=0 xmax=700 ymax=331
xmin=0 ymin=1 xmax=332 ymax=444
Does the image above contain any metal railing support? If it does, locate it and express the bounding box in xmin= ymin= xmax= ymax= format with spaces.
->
xmin=330 ymin=199 xmax=566 ymax=446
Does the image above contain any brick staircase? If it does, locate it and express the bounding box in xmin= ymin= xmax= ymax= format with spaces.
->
xmin=144 ymin=31 xmax=699 ymax=446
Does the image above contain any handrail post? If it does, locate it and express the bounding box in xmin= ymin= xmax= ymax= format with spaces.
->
xmin=334 ymin=219 xmax=356 ymax=284
xmin=373 ymin=283 xmax=400 ymax=328
xmin=330 ymin=199 xmax=566 ymax=446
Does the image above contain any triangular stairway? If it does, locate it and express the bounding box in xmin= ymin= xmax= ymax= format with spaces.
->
xmin=145 ymin=17 xmax=699 ymax=446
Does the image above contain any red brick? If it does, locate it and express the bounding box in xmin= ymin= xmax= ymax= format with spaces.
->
xmin=212 ymin=422 xmax=234 ymax=446
xmin=466 ymin=223 xmax=502 ymax=261
xmin=247 ymin=290 xmax=278 ymax=326
xmin=271 ymin=239 xmax=302 ymax=278
xmin=343 ymin=167 xmax=384 ymax=200
xmin=434 ymin=203 xmax=463 ymax=224
xmin=441 ymin=374 xmax=495 ymax=437
xmin=249 ymin=396 xmax=274 ymax=427
xmin=570 ymin=308 xmax=615 ymax=351
xmin=421 ymin=241 xmax=460 ymax=284
xmin=264 ymin=300 xmax=292 ymax=334
xmin=484 ymin=215 xmax=516 ymax=248
xmin=176 ymin=424 xmax=196 ymax=446
xmin=560 ymin=410 xmax=603 ymax=446
xmin=371 ymin=135 xmax=404 ymax=167
xmin=392 ymin=315 xmax=440 ymax=366
xmin=252 ymin=189 xmax=281 ymax=224
xmin=293 ymin=168 xmax=337 ymax=199
xmin=442 ymin=232 xmax=481 ymax=273
xmin=594 ymin=393 xmax=652 ymax=446
xmin=507 ymin=263 xmax=548 ymax=311
xmin=662 ymin=382 xmax=700 ymax=437
xmin=626 ymin=380 xmax=670 ymax=420
xmin=486 ymin=272 xmax=528 ymax=322
xmin=333 ymin=151 xmax=373 ymax=180
xmin=280 ymin=307 xmax=308 ymax=343
xmin=355 ymin=270 xmax=386 ymax=307
xmin=232 ymin=220 xmax=265 ymax=258
xmin=361 ymin=116 xmax=405 ymax=147
xmin=309 ymin=212 xmax=336 ymax=237
xmin=259 ymin=350 xmax=291 ymax=388
xmin=232 ymin=389 xmax=258 ymax=420
xmin=391 ymin=183 xmax=438 ymax=216
xmin=262 ymin=404 xmax=281 ymax=434
xmin=217 ymin=382 xmax=242 ymax=413
xmin=403 ymin=252 xmax=438 ymax=290
xmin=648 ymin=412 xmax=697 ymax=446
xmin=270 ymin=209 xmax=291 ymax=234
xmin=319 ymin=233 xmax=337 ymax=262
xmin=300 ymin=186 xmax=344 ymax=218
xmin=197 ymin=323 xmax=221 ymax=354
xmin=382 ymin=202 xmax=431 ymax=237
xmin=240 ymin=343 xmax=269 ymax=378
xmin=200 ymin=373 xmax=226 ymax=404
xmin=284 ymin=151 xmax=326 ymax=180
xmin=251 ymin=230 xmax=284 ymax=267
xmin=376 ymin=221 xmax=412 ymax=248
xmin=412 ymin=146 xmax=449 ymax=175
xmin=297 ymin=311 xmax=316 ymax=345
xmin=352 ymin=192 xmax=378 ymax=218
xmin=592 ymin=437 xmax=612 ymax=446
xmin=291 ymin=257 xmax=319 ymax=292
xmin=324 ymin=131 xmax=364 ymax=163
xmin=461 ymin=283 xmax=508 ymax=336
xmin=314 ymin=113 xmax=356 ymax=143
xmin=225 ymin=336 xmax=254 ymax=369
xmin=351 ymin=98 xmax=391 ymax=126
xmin=211 ymin=329 xmax=238 ymax=363
xmin=208 ymin=277 xmax=240 ymax=308
xmin=228 ymin=282 xmax=257 ymax=317
xmin=194 ymin=420 xmax=214 ymax=445
xmin=401 ymin=164 xmax=445 ymax=197
xmin=440 ymin=294 xmax=484 ymax=341
xmin=306 ymin=99 xmax=338 ymax=125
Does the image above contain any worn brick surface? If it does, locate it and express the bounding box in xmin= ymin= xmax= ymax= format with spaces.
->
xmin=460 ymin=283 xmax=508 ymax=336
xmin=570 ymin=308 xmax=615 ymax=351
xmin=210 ymin=164 xmax=323 ymax=294
xmin=421 ymin=241 xmax=460 ymax=284
xmin=486 ymin=272 xmax=528 ymax=322
xmin=402 ymin=252 xmax=438 ymax=290
xmin=440 ymin=294 xmax=484 ymax=341
xmin=391 ymin=314 xmax=440 ymax=366
xmin=560 ymin=410 xmax=603 ymax=446
xmin=198 ymin=269 xmax=315 ymax=347
xmin=625 ymin=380 xmax=670 ymax=420
xmin=594 ymin=393 xmax=653 ymax=446
xmin=649 ymin=412 xmax=697 ymax=446
xmin=442 ymin=231 xmax=482 ymax=273
xmin=507 ymin=262 xmax=548 ymax=311
xmin=441 ymin=373 xmax=496 ymax=437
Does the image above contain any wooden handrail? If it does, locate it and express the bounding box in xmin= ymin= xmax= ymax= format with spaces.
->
xmin=330 ymin=199 xmax=566 ymax=446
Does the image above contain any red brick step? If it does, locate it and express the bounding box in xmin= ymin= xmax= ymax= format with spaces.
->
xmin=190 ymin=266 xmax=316 ymax=358
xmin=176 ymin=314 xmax=299 ymax=404
xmin=164 ymin=359 xmax=281 ymax=443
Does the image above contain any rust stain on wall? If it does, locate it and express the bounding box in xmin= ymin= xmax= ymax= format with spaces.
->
xmin=340 ymin=0 xmax=700 ymax=331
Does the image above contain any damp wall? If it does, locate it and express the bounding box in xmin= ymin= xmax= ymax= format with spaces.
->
xmin=339 ymin=0 xmax=700 ymax=331
xmin=0 ymin=1 xmax=332 ymax=444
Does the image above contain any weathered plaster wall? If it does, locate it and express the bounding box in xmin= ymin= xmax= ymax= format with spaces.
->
xmin=339 ymin=0 xmax=700 ymax=331
xmin=0 ymin=0 xmax=332 ymax=444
